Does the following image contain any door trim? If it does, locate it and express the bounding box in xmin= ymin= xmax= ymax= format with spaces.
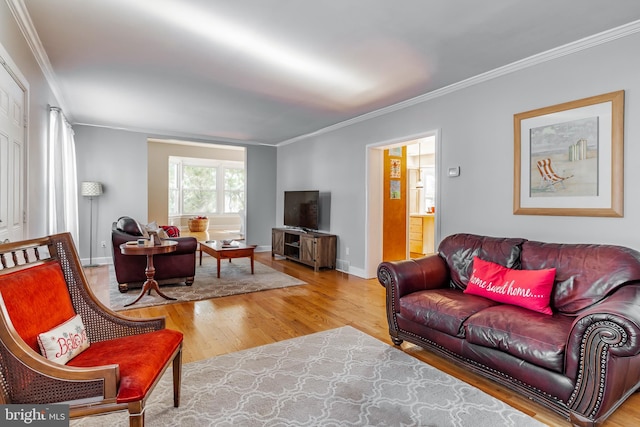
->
xmin=365 ymin=129 xmax=441 ymax=279
xmin=0 ymin=41 xmax=29 ymax=242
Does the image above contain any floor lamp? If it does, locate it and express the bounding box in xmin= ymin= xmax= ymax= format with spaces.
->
xmin=81 ymin=181 xmax=103 ymax=267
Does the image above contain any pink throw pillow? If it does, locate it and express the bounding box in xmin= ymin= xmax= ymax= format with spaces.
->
xmin=464 ymin=256 xmax=556 ymax=315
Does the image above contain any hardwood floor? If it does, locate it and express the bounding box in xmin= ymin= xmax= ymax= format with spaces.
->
xmin=85 ymin=252 xmax=640 ymax=427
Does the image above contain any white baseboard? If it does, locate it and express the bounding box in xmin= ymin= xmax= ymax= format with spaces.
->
xmin=346 ymin=265 xmax=367 ymax=279
xmin=81 ymin=256 xmax=112 ymax=266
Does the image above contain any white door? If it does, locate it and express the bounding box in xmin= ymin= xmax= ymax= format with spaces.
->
xmin=0 ymin=62 xmax=25 ymax=242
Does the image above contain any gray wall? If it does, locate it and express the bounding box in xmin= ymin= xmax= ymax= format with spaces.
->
xmin=74 ymin=127 xmax=148 ymax=262
xmin=277 ymin=31 xmax=640 ymax=277
xmin=74 ymin=125 xmax=277 ymax=263
xmin=1 ymin=1 xmax=61 ymax=241
xmin=276 ymin=135 xmax=367 ymax=269
xmin=245 ymin=144 xmax=278 ymax=245
xmin=5 ymin=1 xmax=639 ymax=274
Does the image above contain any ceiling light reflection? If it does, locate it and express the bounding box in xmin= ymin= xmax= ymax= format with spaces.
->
xmin=128 ymin=0 xmax=376 ymax=95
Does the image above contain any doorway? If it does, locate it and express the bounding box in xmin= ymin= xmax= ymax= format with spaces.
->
xmin=0 ymin=48 xmax=27 ymax=243
xmin=364 ymin=130 xmax=440 ymax=278
xmin=407 ymin=137 xmax=436 ymax=258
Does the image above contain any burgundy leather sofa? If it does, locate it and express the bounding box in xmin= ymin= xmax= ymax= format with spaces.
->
xmin=111 ymin=216 xmax=197 ymax=292
xmin=377 ymin=233 xmax=640 ymax=426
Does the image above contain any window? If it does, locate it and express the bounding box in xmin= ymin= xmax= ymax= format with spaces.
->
xmin=183 ymin=164 xmax=216 ymax=213
xmin=169 ymin=156 xmax=245 ymax=216
xmin=168 ymin=162 xmax=179 ymax=216
xmin=224 ymin=167 xmax=245 ymax=212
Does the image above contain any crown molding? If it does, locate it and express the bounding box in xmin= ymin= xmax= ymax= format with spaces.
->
xmin=7 ymin=0 xmax=639 ymax=146
xmin=75 ymin=122 xmax=271 ymax=147
xmin=7 ymin=0 xmax=70 ymax=115
xmin=278 ymin=19 xmax=640 ymax=146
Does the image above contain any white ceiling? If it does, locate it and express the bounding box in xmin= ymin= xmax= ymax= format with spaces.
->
xmin=17 ymin=1 xmax=640 ymax=146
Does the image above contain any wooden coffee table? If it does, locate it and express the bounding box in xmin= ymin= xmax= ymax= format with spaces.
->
xmin=199 ymin=241 xmax=257 ymax=278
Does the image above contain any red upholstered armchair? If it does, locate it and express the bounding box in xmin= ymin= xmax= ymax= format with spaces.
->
xmin=0 ymin=233 xmax=183 ymax=427
xmin=112 ymin=216 xmax=197 ymax=293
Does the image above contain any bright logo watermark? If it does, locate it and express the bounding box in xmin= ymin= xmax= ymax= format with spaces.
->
xmin=2 ymin=405 xmax=68 ymax=426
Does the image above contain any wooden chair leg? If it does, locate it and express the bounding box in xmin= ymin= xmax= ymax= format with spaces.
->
xmin=128 ymin=401 xmax=145 ymax=427
xmin=173 ymin=347 xmax=182 ymax=407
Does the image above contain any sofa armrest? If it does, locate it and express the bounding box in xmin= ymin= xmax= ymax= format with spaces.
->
xmin=564 ymin=284 xmax=640 ymax=421
xmin=567 ymin=284 xmax=640 ymax=360
xmin=165 ymin=236 xmax=197 ymax=255
xmin=377 ymin=254 xmax=449 ymax=301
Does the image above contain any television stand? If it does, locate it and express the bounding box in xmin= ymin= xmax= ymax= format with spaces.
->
xmin=272 ymin=228 xmax=336 ymax=271
xmin=284 ymin=226 xmax=307 ymax=233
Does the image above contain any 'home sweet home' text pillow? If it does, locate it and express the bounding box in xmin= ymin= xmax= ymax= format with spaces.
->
xmin=464 ymin=256 xmax=556 ymax=315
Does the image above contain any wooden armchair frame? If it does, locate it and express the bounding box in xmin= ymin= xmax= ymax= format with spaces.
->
xmin=0 ymin=233 xmax=182 ymax=426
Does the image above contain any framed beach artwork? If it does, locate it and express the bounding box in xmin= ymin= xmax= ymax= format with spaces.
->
xmin=513 ymin=90 xmax=624 ymax=217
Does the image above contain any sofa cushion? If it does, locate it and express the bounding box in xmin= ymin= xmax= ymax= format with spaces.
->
xmin=67 ymin=328 xmax=183 ymax=403
xmin=116 ymin=216 xmax=147 ymax=237
xmin=438 ymin=234 xmax=526 ymax=290
xmin=157 ymin=236 xmax=198 ymax=256
xmin=464 ymin=305 xmax=572 ymax=372
xmin=399 ymin=288 xmax=500 ymax=337
xmin=0 ymin=261 xmax=76 ymax=352
xmin=522 ymin=241 xmax=640 ymax=314
xmin=144 ymin=221 xmax=169 ymax=239
xmin=464 ymin=257 xmax=555 ymax=315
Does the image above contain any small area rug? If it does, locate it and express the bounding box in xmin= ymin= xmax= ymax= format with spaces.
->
xmin=71 ymin=326 xmax=546 ymax=427
xmin=108 ymin=257 xmax=306 ymax=311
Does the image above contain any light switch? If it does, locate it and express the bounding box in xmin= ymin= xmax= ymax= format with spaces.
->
xmin=447 ymin=166 xmax=460 ymax=177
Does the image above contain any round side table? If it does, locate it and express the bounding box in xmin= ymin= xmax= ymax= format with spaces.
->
xmin=119 ymin=240 xmax=178 ymax=307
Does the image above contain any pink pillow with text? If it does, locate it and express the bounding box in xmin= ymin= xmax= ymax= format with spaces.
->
xmin=464 ymin=256 xmax=556 ymax=315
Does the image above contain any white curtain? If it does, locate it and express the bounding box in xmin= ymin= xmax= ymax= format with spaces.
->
xmin=47 ymin=107 xmax=79 ymax=244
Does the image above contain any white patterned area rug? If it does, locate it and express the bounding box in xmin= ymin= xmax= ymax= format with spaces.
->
xmin=71 ymin=326 xmax=546 ymax=427
xmin=108 ymin=257 xmax=306 ymax=311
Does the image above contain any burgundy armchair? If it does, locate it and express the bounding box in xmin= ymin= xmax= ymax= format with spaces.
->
xmin=111 ymin=216 xmax=197 ymax=293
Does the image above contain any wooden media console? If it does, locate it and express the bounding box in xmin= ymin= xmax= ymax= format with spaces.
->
xmin=271 ymin=228 xmax=336 ymax=271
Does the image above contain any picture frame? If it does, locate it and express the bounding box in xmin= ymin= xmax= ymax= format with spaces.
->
xmin=390 ymin=180 xmax=401 ymax=199
xmin=513 ymin=90 xmax=624 ymax=217
xmin=390 ymin=159 xmax=401 ymax=178
xmin=389 ymin=147 xmax=402 ymax=157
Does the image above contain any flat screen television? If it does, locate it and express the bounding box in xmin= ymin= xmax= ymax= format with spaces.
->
xmin=284 ymin=190 xmax=319 ymax=231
